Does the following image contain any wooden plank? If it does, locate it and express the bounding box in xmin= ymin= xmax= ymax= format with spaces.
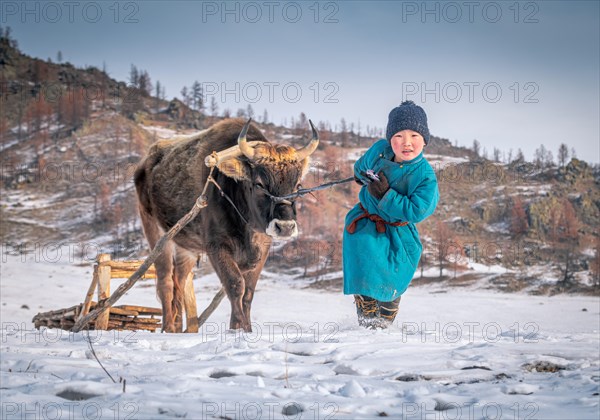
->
xmin=95 ymin=254 xmax=112 ymax=329
xmin=127 ymin=317 xmax=161 ymax=325
xmin=102 ymin=260 xmax=155 ymax=270
xmin=32 ymin=304 xmax=81 ymax=320
xmin=109 ymin=307 xmax=139 ymax=316
xmin=108 ymin=314 xmax=161 ymax=324
xmin=117 ymin=305 xmax=162 ymax=316
xmin=198 ymin=288 xmax=226 ymax=327
xmin=80 ymin=266 xmax=99 ymax=319
xmin=184 ymin=273 xmax=199 ymax=333
xmin=110 ymin=269 xmax=157 ymax=279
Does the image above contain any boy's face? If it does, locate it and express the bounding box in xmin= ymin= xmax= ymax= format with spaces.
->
xmin=390 ymin=129 xmax=425 ymax=162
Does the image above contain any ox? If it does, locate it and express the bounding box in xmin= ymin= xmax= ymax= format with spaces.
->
xmin=134 ymin=118 xmax=318 ymax=332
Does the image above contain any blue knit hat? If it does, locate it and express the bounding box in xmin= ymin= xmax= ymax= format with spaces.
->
xmin=385 ymin=101 xmax=430 ymax=145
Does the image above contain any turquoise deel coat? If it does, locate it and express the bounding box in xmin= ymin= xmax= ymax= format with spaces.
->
xmin=343 ymin=139 xmax=439 ymax=302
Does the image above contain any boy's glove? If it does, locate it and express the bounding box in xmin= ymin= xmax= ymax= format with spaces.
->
xmin=367 ymin=171 xmax=389 ymax=200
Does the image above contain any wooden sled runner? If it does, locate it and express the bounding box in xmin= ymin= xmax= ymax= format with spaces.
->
xmin=32 ymin=253 xmax=199 ymax=333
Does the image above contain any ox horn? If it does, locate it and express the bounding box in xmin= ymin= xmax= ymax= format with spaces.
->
xmin=238 ymin=118 xmax=255 ymax=160
xmin=295 ymin=119 xmax=320 ymax=161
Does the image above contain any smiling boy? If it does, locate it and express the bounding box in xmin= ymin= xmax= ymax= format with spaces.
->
xmin=343 ymin=101 xmax=439 ymax=329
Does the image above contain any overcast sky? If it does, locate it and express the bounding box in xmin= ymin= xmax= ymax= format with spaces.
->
xmin=4 ymin=0 xmax=599 ymax=163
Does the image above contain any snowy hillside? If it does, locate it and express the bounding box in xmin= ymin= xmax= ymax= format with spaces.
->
xmin=1 ymin=255 xmax=599 ymax=419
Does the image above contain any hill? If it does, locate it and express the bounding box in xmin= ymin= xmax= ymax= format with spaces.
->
xmin=1 ymin=34 xmax=598 ymax=295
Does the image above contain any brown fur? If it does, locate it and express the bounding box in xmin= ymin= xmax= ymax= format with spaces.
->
xmin=134 ymin=118 xmax=313 ymax=332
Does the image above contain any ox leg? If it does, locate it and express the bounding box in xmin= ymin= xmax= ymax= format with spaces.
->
xmin=208 ymin=244 xmax=249 ymax=332
xmin=172 ymin=249 xmax=197 ymax=333
xmin=155 ymin=243 xmax=177 ymax=333
xmin=138 ymin=210 xmax=178 ymax=333
xmin=241 ymin=242 xmax=270 ymax=329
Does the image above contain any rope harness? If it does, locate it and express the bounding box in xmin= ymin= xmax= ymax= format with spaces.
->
xmin=208 ymin=175 xmax=356 ymax=225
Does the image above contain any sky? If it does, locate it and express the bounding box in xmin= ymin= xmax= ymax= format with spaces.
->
xmin=3 ymin=0 xmax=599 ymax=163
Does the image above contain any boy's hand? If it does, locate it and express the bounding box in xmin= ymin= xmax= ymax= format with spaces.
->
xmin=367 ymin=171 xmax=389 ymax=199
xmin=354 ymin=174 xmax=364 ymax=185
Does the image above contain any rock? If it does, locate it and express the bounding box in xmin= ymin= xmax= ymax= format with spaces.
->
xmin=281 ymin=402 xmax=304 ymax=416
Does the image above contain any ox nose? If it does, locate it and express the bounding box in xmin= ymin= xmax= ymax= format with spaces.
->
xmin=266 ymin=219 xmax=298 ymax=239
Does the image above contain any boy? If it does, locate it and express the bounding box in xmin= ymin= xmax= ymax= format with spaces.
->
xmin=343 ymin=101 xmax=439 ymax=329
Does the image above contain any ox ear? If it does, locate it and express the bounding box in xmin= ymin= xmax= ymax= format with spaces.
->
xmin=217 ymin=157 xmax=252 ymax=181
xmin=299 ymin=157 xmax=311 ymax=180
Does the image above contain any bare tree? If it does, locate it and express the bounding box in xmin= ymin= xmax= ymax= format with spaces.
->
xmin=510 ymin=196 xmax=529 ymax=237
xmin=558 ymin=143 xmax=569 ymax=168
xmin=434 ymin=220 xmax=452 ymax=278
xmin=472 ymin=139 xmax=481 ymax=157
xmin=592 ymin=234 xmax=600 ymax=287
xmin=549 ymin=199 xmax=580 ymax=284
xmin=493 ymin=147 xmax=501 ymax=162
xmin=340 ymin=118 xmax=348 ymax=148
xmin=507 ymin=148 xmax=513 ymax=163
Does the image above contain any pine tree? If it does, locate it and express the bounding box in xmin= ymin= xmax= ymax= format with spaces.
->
xmin=155 ymin=80 xmax=161 ymax=112
xmin=191 ymin=81 xmax=203 ymax=111
xmin=129 ymin=65 xmax=139 ymax=87
xmin=210 ymin=97 xmax=218 ymax=117
xmin=180 ymin=86 xmax=190 ymax=107
xmin=138 ymin=71 xmax=152 ymax=96
xmin=515 ymin=148 xmax=525 ymax=162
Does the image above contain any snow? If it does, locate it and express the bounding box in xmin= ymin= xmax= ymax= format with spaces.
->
xmin=140 ymin=125 xmax=186 ymax=140
xmin=1 ymin=254 xmax=599 ymax=419
xmin=345 ymin=148 xmax=369 ymax=162
xmin=484 ymin=222 xmax=510 ymax=234
xmin=425 ymin=154 xmax=471 ymax=167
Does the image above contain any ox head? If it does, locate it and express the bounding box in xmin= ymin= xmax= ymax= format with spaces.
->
xmin=215 ymin=119 xmax=319 ymax=240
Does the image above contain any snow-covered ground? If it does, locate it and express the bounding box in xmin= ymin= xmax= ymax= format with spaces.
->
xmin=1 ymin=254 xmax=599 ymax=419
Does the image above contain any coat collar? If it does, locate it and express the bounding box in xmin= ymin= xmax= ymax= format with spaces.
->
xmin=381 ymin=142 xmax=424 ymax=165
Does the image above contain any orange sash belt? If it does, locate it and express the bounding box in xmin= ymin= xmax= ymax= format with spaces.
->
xmin=346 ymin=203 xmax=408 ymax=234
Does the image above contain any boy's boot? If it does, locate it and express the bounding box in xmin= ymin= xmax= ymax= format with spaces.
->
xmin=354 ymin=295 xmax=379 ymax=328
xmin=377 ymin=296 xmax=401 ymax=328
